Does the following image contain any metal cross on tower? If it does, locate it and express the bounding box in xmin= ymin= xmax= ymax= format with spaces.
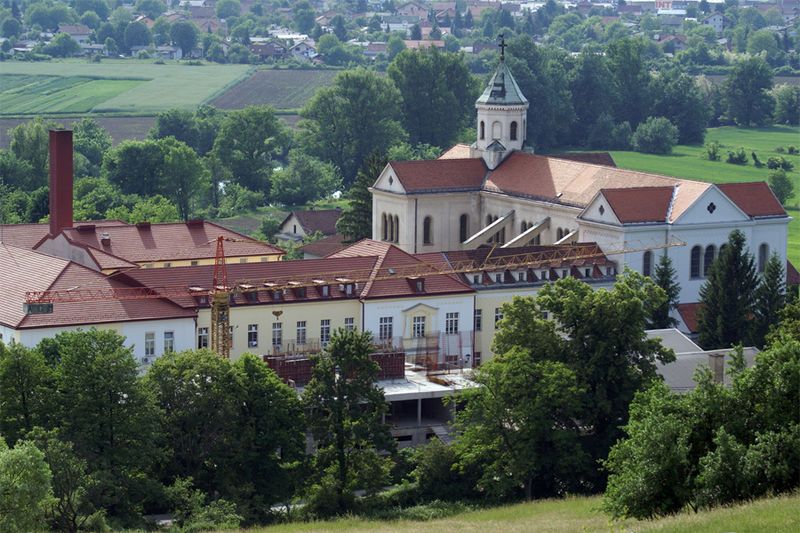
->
xmin=498 ymin=33 xmax=507 ymax=60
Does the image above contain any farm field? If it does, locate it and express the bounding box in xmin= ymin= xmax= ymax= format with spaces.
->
xmin=610 ymin=125 xmax=800 ymax=265
xmin=0 ymin=116 xmax=156 ymax=147
xmin=0 ymin=59 xmax=251 ymax=115
xmin=210 ymin=69 xmax=340 ymax=111
xmin=246 ymin=492 xmax=800 ymax=533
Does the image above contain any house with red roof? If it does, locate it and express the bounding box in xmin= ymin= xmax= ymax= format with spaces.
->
xmin=370 ymin=44 xmax=793 ymax=331
xmin=277 ymin=208 xmax=342 ymax=242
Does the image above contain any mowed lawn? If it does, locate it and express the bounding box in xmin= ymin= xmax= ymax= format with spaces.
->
xmin=247 ymin=492 xmax=800 ymax=533
xmin=0 ymin=60 xmax=251 ymax=114
xmin=611 ymin=126 xmax=800 ymax=265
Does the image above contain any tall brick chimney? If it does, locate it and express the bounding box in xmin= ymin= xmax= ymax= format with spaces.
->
xmin=49 ymin=129 xmax=73 ymax=236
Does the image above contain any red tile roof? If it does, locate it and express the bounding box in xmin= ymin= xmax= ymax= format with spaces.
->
xmin=284 ymin=209 xmax=342 ymax=236
xmin=549 ymin=152 xmax=617 ymax=167
xmin=389 ymin=158 xmax=486 ymax=193
xmin=57 ymin=220 xmax=284 ymax=263
xmin=677 ymin=303 xmax=701 ymax=334
xmin=601 ymin=186 xmax=675 ymax=224
xmin=299 ymin=233 xmax=348 ymax=258
xmin=0 ymin=220 xmax=127 ymax=251
xmin=717 ymin=182 xmax=787 ymax=218
xmin=0 ymin=244 xmax=193 ymax=329
xmin=787 ymin=261 xmax=800 ymax=286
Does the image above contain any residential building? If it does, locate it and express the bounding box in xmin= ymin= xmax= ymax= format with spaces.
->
xmin=277 ymin=208 xmax=342 ymax=242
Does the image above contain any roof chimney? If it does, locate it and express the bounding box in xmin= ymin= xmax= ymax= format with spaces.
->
xmin=49 ymin=129 xmax=73 ymax=237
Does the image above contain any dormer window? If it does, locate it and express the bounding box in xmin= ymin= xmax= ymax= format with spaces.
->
xmin=295 ymin=287 xmax=307 ymax=298
xmin=473 ymin=274 xmax=480 ymax=284
xmin=321 ymin=285 xmax=330 ymax=297
xmin=272 ymin=290 xmax=282 ymax=301
xmin=495 ymin=273 xmax=503 ymax=283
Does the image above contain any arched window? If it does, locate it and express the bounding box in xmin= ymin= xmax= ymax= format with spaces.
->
xmin=423 ymin=216 xmax=433 ymax=245
xmin=479 ymin=121 xmax=485 ymax=140
xmin=381 ymin=213 xmax=387 ymax=241
xmin=703 ymin=245 xmax=716 ymax=277
xmin=510 ymin=121 xmax=518 ymax=141
xmin=758 ymin=243 xmax=768 ymax=273
xmin=643 ymin=251 xmax=653 ymax=277
xmin=393 ymin=215 xmax=399 ymax=243
xmin=690 ymin=245 xmax=701 ymax=278
xmin=492 ymin=121 xmax=501 ymax=139
xmin=500 ymin=227 xmax=506 ymax=244
xmin=459 ymin=214 xmax=469 ymax=243
xmin=556 ymin=228 xmax=564 ymax=240
xmin=520 ymin=221 xmax=528 ymax=233
xmin=386 ymin=214 xmax=393 ymax=242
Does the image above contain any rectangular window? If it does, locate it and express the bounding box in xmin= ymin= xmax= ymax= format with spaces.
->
xmin=518 ymin=272 xmax=525 ymax=281
xmin=321 ymin=285 xmax=330 ymax=297
xmin=197 ymin=327 xmax=209 ymax=349
xmin=494 ymin=307 xmax=503 ymax=325
xmin=320 ymin=319 xmax=331 ymax=345
xmin=379 ymin=317 xmax=393 ymax=340
xmin=163 ymin=262 xmax=171 ymax=268
xmin=296 ymin=321 xmax=307 ymax=344
xmin=239 ymin=257 xmax=247 ymax=263
xmin=145 ymin=332 xmax=155 ymax=357
xmin=247 ymin=324 xmax=258 ymax=348
xmin=445 ymin=312 xmax=459 ymax=335
xmin=190 ymin=260 xmax=199 ymax=266
xmin=474 ymin=309 xmax=482 ymax=331
xmin=473 ymin=351 xmax=482 ymax=367
xmin=272 ymin=322 xmax=282 ymax=348
xmin=344 ymin=317 xmax=355 ymax=331
xmin=229 ymin=326 xmax=234 ymax=349
xmin=164 ymin=331 xmax=175 ymax=353
xmin=412 ymin=316 xmax=426 ymax=338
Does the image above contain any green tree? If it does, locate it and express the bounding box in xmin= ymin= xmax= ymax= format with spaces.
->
xmin=746 ymin=29 xmax=781 ymax=65
xmin=336 ymin=152 xmax=386 ymax=242
xmin=409 ymin=23 xmax=421 ymax=40
xmin=607 ymin=38 xmax=652 ymax=129
xmin=299 ymin=69 xmax=405 ymax=186
xmin=773 ymin=84 xmax=800 ymax=125
xmin=697 ymin=230 xmax=759 ymax=349
xmin=725 ymin=56 xmax=774 ymax=127
xmin=649 ymin=254 xmax=681 ymax=329
xmin=331 ymin=14 xmax=347 ymax=40
xmin=43 ymin=32 xmax=81 ymax=57
xmin=134 ymin=0 xmax=166 ymax=19
xmin=386 ymin=34 xmax=406 ymax=60
xmin=50 ymin=329 xmax=162 ymax=520
xmin=216 ymin=0 xmax=240 ymax=18
xmin=9 ymin=117 xmax=60 ymax=190
xmin=1 ymin=17 xmax=22 ymax=38
xmin=105 ymin=194 xmax=180 ymax=223
xmin=454 ymin=348 xmax=585 ymax=500
xmin=0 ymin=342 xmax=55 ymax=445
xmin=73 ymin=117 xmax=112 ymax=170
xmin=149 ymin=108 xmax=197 ymax=148
xmin=75 ymin=0 xmax=109 ymax=20
xmin=26 ymin=2 xmax=74 ymax=31
xmin=213 ymin=105 xmax=290 ymax=193
xmin=123 ymin=20 xmax=151 ymax=50
xmin=0 ymin=150 xmax=34 ymax=191
xmin=272 ymin=149 xmax=341 ymax=206
xmin=102 ymin=138 xmax=165 ymax=196
xmin=751 ymin=253 xmax=786 ymax=348
xmin=292 ymin=1 xmax=315 ymax=33
xmin=631 ymin=116 xmax=679 ymax=154
xmin=768 ymin=168 xmax=794 ymax=205
xmin=0 ymin=438 xmax=53 ymax=533
xmin=650 ymin=68 xmax=710 ymax=144
xmin=159 ymin=136 xmax=207 ymax=220
xmin=567 ymin=49 xmax=615 ymax=145
xmin=302 ymin=329 xmax=395 ymax=517
xmin=170 ymin=20 xmax=198 ymax=56
xmin=389 ymin=48 xmax=477 ymax=148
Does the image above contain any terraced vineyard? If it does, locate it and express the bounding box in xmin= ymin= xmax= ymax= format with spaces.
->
xmin=210 ymin=69 xmax=340 ymax=110
xmin=0 ymin=74 xmax=145 ymax=114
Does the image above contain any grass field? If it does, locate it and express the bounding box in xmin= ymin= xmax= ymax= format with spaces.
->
xmin=245 ymin=492 xmax=799 ymax=533
xmin=610 ymin=125 xmax=800 ymax=265
xmin=210 ymin=69 xmax=340 ymax=111
xmin=0 ymin=59 xmax=251 ymax=115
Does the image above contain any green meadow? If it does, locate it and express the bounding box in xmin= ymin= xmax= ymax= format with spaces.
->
xmin=243 ymin=492 xmax=799 ymax=533
xmin=0 ymin=59 xmax=251 ymax=115
xmin=611 ymin=125 xmax=800 ymax=265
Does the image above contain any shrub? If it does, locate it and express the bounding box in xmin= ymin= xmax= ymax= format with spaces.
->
xmin=775 ymin=146 xmax=785 ymax=153
xmin=726 ymin=147 xmax=748 ymax=164
xmin=767 ymin=156 xmax=794 ymax=171
xmin=612 ymin=121 xmax=633 ymax=150
xmin=787 ymin=146 xmax=798 ymax=155
xmin=705 ymin=141 xmax=721 ymax=161
xmin=769 ymin=169 xmax=794 ymax=205
xmin=631 ymin=117 xmax=679 ymax=154
xmin=751 ymin=151 xmax=763 ymax=167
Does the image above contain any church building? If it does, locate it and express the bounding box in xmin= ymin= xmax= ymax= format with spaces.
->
xmin=370 ymin=47 xmax=791 ymax=309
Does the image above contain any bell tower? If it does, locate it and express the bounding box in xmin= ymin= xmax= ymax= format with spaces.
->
xmin=472 ymin=35 xmax=529 ymax=169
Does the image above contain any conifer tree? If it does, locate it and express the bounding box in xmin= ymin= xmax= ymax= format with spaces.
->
xmin=336 ymin=153 xmax=386 ymax=243
xmin=752 ymin=253 xmax=787 ymax=348
xmin=697 ymin=230 xmax=758 ymax=349
xmin=649 ymin=253 xmax=681 ymax=329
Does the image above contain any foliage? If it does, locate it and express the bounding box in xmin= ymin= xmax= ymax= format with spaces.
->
xmin=725 ymin=56 xmax=774 ymax=127
xmin=337 ymin=152 xmax=387 ymax=242
xmin=0 ymin=342 xmax=54 ymax=446
xmin=726 ymin=147 xmax=748 ymax=164
xmin=170 ymin=20 xmax=198 ymax=56
xmin=272 ymin=149 xmax=342 ymax=206
xmin=768 ymin=169 xmax=794 ymax=205
xmin=704 ymin=140 xmax=721 ymax=161
xmin=105 ymin=194 xmax=180 ymax=223
xmin=213 ymin=105 xmax=290 ymax=194
xmin=159 ymin=136 xmax=207 ymax=220
xmin=454 ymin=348 xmax=585 ymax=500
xmin=751 ymin=253 xmax=787 ymax=349
xmin=299 ymin=68 xmax=406 ymax=187
xmin=567 ymin=49 xmax=615 ymax=145
xmin=166 ymin=477 xmax=242 ymax=532
xmin=0 ymin=437 xmax=54 ymax=533
xmin=766 ymin=155 xmax=794 ymax=171
xmin=302 ymin=329 xmax=395 ymax=517
xmin=631 ymin=116 xmax=679 ymax=154
xmin=650 ymin=68 xmax=709 ymax=144
xmin=411 ymin=439 xmax=474 ymax=502
xmin=43 ymin=33 xmax=81 ymax=57
xmin=607 ymin=38 xmax=652 ymax=130
xmin=8 ymin=116 xmax=60 ymax=189
xmin=773 ymin=85 xmax=800 ymax=125
xmin=215 ymin=182 xmax=263 ymax=218
xmin=123 ymin=20 xmax=152 ymax=50
xmin=698 ymin=230 xmax=759 ymax=349
xmin=388 ymin=48 xmax=477 ymax=148
xmin=649 ymin=254 xmax=681 ymax=328
xmin=73 ymin=118 xmax=112 ymax=172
